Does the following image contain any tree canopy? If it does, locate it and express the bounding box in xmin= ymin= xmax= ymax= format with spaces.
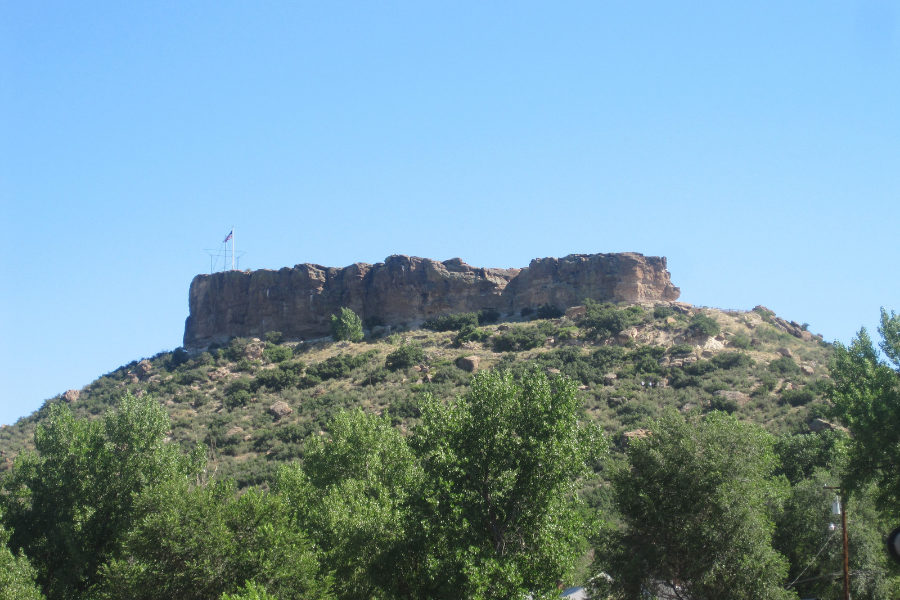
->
xmin=829 ymin=308 xmax=900 ymax=519
xmin=412 ymin=369 xmax=605 ymax=599
xmin=0 ymin=393 xmax=205 ymax=600
xmin=329 ymin=307 xmax=364 ymax=343
xmin=593 ymin=410 xmax=794 ymax=600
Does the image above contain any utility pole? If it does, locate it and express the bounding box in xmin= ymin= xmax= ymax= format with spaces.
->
xmin=826 ymin=486 xmax=850 ymax=600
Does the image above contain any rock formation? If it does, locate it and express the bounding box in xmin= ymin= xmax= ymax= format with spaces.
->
xmin=183 ymin=252 xmax=680 ymax=349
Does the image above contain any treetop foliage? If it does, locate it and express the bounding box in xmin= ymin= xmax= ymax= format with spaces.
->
xmin=1 ymin=393 xmax=205 ymax=599
xmin=594 ymin=410 xmax=794 ymax=600
xmin=829 ymin=308 xmax=900 ymax=519
xmin=329 ymin=308 xmax=364 ymax=343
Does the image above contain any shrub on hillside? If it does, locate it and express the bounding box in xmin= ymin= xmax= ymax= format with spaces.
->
xmin=455 ymin=325 xmax=491 ymax=345
xmin=235 ymin=359 xmax=258 ymax=373
xmin=768 ymin=356 xmax=800 ymax=377
xmin=556 ymin=326 xmax=578 ymax=340
xmin=306 ymin=350 xmax=377 ymax=381
xmin=535 ymin=304 xmax=564 ymax=320
xmin=221 ymin=338 xmax=250 ymax=362
xmin=708 ymin=395 xmax=740 ymax=414
xmin=385 ymin=344 xmax=426 ymax=371
xmin=253 ymin=361 xmax=305 ymax=392
xmin=751 ymin=374 xmax=778 ymax=397
xmin=423 ymin=312 xmax=479 ymax=332
xmin=581 ymin=301 xmax=646 ymax=339
xmin=781 ymin=387 xmax=816 ymax=407
xmin=653 ymin=306 xmax=674 ymax=319
xmin=169 ymin=347 xmax=190 ymax=368
xmin=493 ymin=326 xmax=547 ymax=352
xmin=668 ymin=344 xmax=694 ymax=356
xmin=626 ymin=346 xmax=667 ymax=376
xmin=730 ymin=333 xmax=752 ymax=350
xmin=688 ymin=314 xmax=721 ymax=337
xmin=330 ymin=307 xmax=364 ymax=342
xmin=264 ymin=331 xmax=283 ymax=345
xmin=176 ymin=369 xmax=207 ymax=386
xmin=520 ymin=307 xmax=534 ymax=318
xmin=710 ymin=352 xmax=754 ymax=370
xmin=224 ymin=378 xmax=252 ymax=409
xmin=263 ymin=345 xmax=292 ymax=364
xmin=685 ymin=360 xmax=718 ymax=377
xmin=477 ymin=308 xmax=500 ymax=325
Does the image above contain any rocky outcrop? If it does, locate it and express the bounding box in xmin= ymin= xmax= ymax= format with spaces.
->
xmin=183 ymin=252 xmax=680 ymax=349
xmin=456 ymin=356 xmax=481 ymax=372
xmin=269 ymin=401 xmax=293 ymax=419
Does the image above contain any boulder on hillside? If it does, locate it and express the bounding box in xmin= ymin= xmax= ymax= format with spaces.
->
xmin=778 ymin=347 xmax=793 ymax=358
xmin=63 ymin=389 xmax=80 ymax=403
xmin=617 ymin=328 xmax=638 ymax=344
xmin=135 ymin=360 xmax=152 ymax=378
xmin=604 ymin=373 xmax=618 ymax=385
xmin=244 ymin=342 xmax=265 ymax=361
xmin=809 ymin=418 xmax=836 ymax=433
xmin=801 ymin=365 xmax=815 ymax=376
xmin=565 ymin=305 xmax=586 ymax=319
xmin=226 ymin=427 xmax=244 ymax=436
xmin=208 ymin=367 xmax=229 ymax=381
xmin=269 ymin=401 xmax=293 ymax=419
xmin=456 ymin=355 xmax=481 ymax=372
xmin=699 ymin=337 xmax=725 ymax=351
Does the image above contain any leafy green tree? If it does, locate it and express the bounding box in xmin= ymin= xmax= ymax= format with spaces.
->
xmin=412 ymin=369 xmax=605 ymax=599
xmin=97 ymin=480 xmax=331 ymax=600
xmin=772 ymin=430 xmax=900 ymax=599
xmin=330 ymin=307 xmax=364 ymax=342
xmin=222 ymin=581 xmax=279 ymax=600
xmin=773 ymin=429 xmax=848 ymax=486
xmin=277 ymin=410 xmax=420 ymax=600
xmin=0 ymin=393 xmax=204 ymax=600
xmin=775 ymin=476 xmax=900 ymax=600
xmin=829 ymin=309 xmax=900 ymax=519
xmin=592 ymin=411 xmax=794 ymax=600
xmin=0 ymin=516 xmax=43 ymax=600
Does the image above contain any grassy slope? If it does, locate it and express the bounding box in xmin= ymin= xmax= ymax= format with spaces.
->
xmin=0 ymin=305 xmax=833 ymax=488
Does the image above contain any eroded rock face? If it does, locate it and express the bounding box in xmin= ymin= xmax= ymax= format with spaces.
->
xmin=184 ymin=252 xmax=680 ymax=349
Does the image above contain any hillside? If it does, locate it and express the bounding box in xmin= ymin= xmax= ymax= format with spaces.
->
xmin=0 ymin=301 xmax=834 ymax=487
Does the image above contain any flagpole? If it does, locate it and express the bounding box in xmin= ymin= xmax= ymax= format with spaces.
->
xmin=232 ymin=227 xmax=235 ymax=271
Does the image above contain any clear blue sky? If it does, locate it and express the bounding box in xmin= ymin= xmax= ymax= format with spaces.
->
xmin=1 ymin=1 xmax=898 ymax=425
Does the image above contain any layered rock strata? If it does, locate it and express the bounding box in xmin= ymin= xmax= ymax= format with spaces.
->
xmin=183 ymin=252 xmax=680 ymax=349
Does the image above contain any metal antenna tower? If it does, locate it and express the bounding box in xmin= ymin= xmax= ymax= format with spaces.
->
xmin=204 ymin=227 xmax=246 ymax=274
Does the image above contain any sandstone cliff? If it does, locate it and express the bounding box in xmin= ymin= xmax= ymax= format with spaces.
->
xmin=183 ymin=252 xmax=680 ymax=349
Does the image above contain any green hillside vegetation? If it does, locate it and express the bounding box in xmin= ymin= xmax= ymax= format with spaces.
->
xmin=2 ymin=303 xmax=899 ymax=599
xmin=0 ymin=304 xmax=834 ymax=486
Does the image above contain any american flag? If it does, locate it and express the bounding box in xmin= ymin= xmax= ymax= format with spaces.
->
xmin=223 ymin=230 xmax=233 ymax=243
